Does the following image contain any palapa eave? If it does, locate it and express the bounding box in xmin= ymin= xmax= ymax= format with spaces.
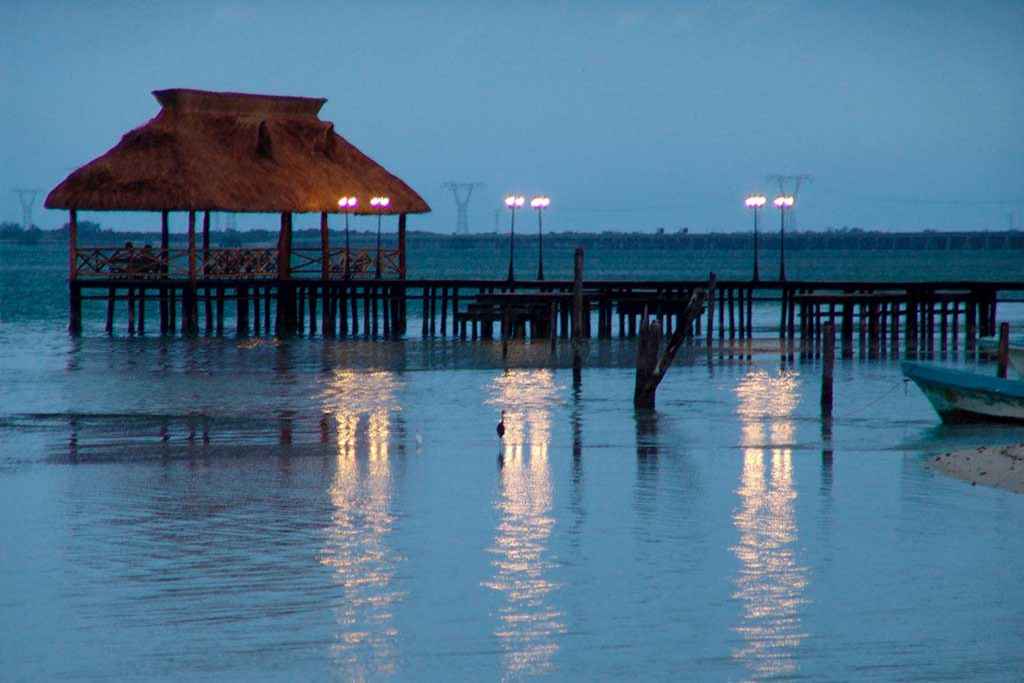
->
xmin=45 ymin=88 xmax=431 ymax=216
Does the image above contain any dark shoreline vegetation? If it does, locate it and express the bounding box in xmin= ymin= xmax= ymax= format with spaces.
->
xmin=2 ymin=221 xmax=1023 ymax=250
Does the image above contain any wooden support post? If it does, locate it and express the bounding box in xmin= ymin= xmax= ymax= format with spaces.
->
xmin=182 ymin=211 xmax=198 ymax=335
xmin=572 ymin=248 xmax=584 ymax=341
xmin=106 ymin=287 xmax=115 ymax=334
xmin=997 ymin=322 xmax=1010 ymax=379
xmin=966 ymin=299 xmax=977 ymax=351
xmin=128 ymin=286 xmax=136 ymax=335
xmin=705 ymin=272 xmax=716 ymax=349
xmin=440 ymin=287 xmax=448 ymax=336
xmin=276 ymin=212 xmax=294 ymax=335
xmin=398 ymin=213 xmax=408 ymax=334
xmin=68 ymin=210 xmax=82 ymax=334
xmin=372 ymin=286 xmax=380 ymax=337
xmin=138 ymin=288 xmax=146 ymax=334
xmin=940 ymin=301 xmax=949 ymax=353
xmin=203 ymin=211 xmax=212 ymax=333
xmin=169 ymin=286 xmax=177 ymax=332
xmin=821 ymin=322 xmax=835 ymax=419
xmin=159 ymin=210 xmax=169 ymax=334
xmin=890 ymin=301 xmax=900 ymax=358
xmin=237 ymin=286 xmax=249 ymax=335
xmin=728 ymin=287 xmax=736 ymax=340
xmin=451 ymin=288 xmax=459 ymax=336
xmin=719 ymin=285 xmax=726 ymax=341
xmin=746 ymin=285 xmax=753 ymax=339
xmin=253 ymin=287 xmax=261 ymax=334
xmin=779 ymin=288 xmax=787 ymax=340
xmin=952 ymin=302 xmax=959 ymax=352
xmin=216 ymin=287 xmax=225 ymax=335
xmin=787 ymin=290 xmax=796 ymax=342
xmin=363 ymin=285 xmax=371 ymax=335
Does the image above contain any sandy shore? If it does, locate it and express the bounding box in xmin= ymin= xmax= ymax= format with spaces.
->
xmin=928 ymin=444 xmax=1024 ymax=493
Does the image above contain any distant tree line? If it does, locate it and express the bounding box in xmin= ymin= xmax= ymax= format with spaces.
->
xmin=2 ymin=221 xmax=1022 ymax=250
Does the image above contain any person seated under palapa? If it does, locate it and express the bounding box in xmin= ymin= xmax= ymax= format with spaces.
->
xmin=139 ymin=244 xmax=160 ymax=276
xmin=109 ymin=241 xmax=134 ymax=276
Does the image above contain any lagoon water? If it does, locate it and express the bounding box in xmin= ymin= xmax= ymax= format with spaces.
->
xmin=2 ymin=241 xmax=1024 ymax=681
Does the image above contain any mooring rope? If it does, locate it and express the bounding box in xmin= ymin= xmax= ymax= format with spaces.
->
xmin=835 ymin=378 xmax=910 ymax=419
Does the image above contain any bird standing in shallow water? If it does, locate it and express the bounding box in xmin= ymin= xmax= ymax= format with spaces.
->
xmin=497 ymin=411 xmax=506 ymax=439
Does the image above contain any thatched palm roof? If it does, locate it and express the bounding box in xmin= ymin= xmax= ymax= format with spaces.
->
xmin=46 ymin=88 xmax=430 ymax=215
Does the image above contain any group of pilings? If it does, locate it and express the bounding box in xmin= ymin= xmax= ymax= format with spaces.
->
xmin=73 ymin=280 xmax=410 ymax=338
xmin=70 ymin=277 xmax=1019 ymax=357
xmin=788 ymin=287 xmax=1001 ymax=359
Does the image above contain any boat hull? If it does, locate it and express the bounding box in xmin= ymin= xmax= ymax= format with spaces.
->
xmin=901 ymin=361 xmax=1024 ymax=424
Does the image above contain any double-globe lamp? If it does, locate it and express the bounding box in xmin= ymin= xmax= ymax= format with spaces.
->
xmin=744 ymin=195 xmax=767 ymax=282
xmin=773 ymin=195 xmax=794 ymax=281
xmin=531 ymin=196 xmax=551 ymax=280
xmin=504 ymin=195 xmax=525 ymax=281
xmin=371 ymin=196 xmax=390 ymax=278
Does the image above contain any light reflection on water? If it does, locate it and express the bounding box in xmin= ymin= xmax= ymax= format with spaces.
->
xmin=732 ymin=368 xmax=810 ymax=680
xmin=484 ymin=369 xmax=566 ymax=678
xmin=319 ymin=369 xmax=405 ymax=680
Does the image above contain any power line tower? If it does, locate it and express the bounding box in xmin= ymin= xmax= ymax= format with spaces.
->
xmin=765 ymin=174 xmax=813 ymax=230
xmin=442 ymin=181 xmax=483 ymax=235
xmin=11 ymin=188 xmax=42 ymax=230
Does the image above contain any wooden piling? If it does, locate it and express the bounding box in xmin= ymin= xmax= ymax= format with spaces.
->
xmin=705 ymin=272 xmax=716 ymax=349
xmin=997 ymin=322 xmax=1010 ymax=379
xmin=821 ymin=322 xmax=835 ymax=419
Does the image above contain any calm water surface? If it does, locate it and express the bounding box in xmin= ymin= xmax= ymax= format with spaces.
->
xmin=2 ymin=243 xmax=1023 ymax=681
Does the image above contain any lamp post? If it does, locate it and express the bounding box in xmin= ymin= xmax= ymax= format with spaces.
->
xmin=745 ymin=195 xmax=766 ymax=282
xmin=531 ymin=196 xmax=550 ymax=280
xmin=371 ymin=196 xmax=390 ymax=278
xmin=338 ymin=196 xmax=358 ymax=278
xmin=505 ymin=195 xmax=525 ymax=281
xmin=773 ymin=195 xmax=794 ymax=281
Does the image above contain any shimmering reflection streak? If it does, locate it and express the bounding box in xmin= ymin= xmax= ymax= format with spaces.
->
xmin=484 ymin=370 xmax=565 ymax=677
xmin=732 ymin=370 xmax=809 ymax=680
xmin=319 ymin=370 xmax=405 ymax=680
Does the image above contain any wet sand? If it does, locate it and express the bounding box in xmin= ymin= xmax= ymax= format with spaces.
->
xmin=928 ymin=444 xmax=1024 ymax=493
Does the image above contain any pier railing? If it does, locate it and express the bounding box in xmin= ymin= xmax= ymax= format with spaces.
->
xmin=75 ymin=246 xmax=189 ymax=278
xmin=74 ymin=246 xmax=401 ymax=280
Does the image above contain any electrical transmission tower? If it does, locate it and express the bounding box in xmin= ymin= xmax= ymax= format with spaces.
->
xmin=442 ymin=181 xmax=483 ymax=235
xmin=12 ymin=188 xmax=41 ymax=230
xmin=765 ymin=174 xmax=813 ymax=230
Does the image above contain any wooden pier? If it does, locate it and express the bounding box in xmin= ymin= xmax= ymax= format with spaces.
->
xmin=68 ymin=258 xmax=1024 ymax=359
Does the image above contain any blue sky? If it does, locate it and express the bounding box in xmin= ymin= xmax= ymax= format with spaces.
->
xmin=3 ymin=0 xmax=1022 ymax=233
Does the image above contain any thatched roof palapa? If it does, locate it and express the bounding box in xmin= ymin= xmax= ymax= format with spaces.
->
xmin=46 ymin=88 xmax=430 ymax=215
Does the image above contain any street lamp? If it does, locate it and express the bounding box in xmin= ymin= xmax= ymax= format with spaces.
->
xmin=531 ymin=196 xmax=551 ymax=280
xmin=338 ymin=196 xmax=358 ymax=278
xmin=504 ymin=194 xmax=525 ymax=281
xmin=371 ymin=196 xmax=390 ymax=278
xmin=745 ymin=195 xmax=767 ymax=282
xmin=773 ymin=195 xmax=794 ymax=281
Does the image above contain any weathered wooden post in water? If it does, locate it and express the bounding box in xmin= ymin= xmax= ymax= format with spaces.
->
xmin=633 ymin=287 xmax=707 ymax=409
xmin=572 ymin=248 xmax=584 ymax=386
xmin=821 ymin=322 xmax=835 ymax=419
xmin=997 ymin=322 xmax=1010 ymax=379
xmin=705 ymin=272 xmax=716 ymax=353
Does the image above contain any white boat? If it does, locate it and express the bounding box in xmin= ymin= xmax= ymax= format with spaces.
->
xmin=1009 ymin=344 xmax=1024 ymax=379
xmin=901 ymin=361 xmax=1024 ymax=424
